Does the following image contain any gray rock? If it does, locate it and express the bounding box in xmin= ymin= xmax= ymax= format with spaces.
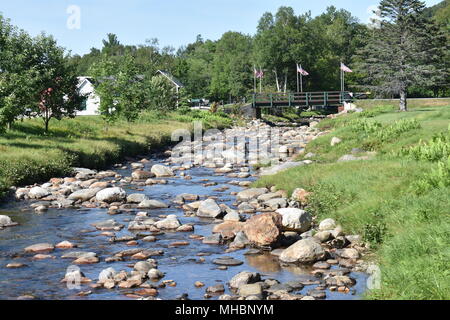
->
xmin=319 ymin=218 xmax=336 ymax=231
xmin=28 ymin=187 xmax=49 ymax=199
xmin=127 ymin=193 xmax=149 ymax=204
xmin=230 ymin=231 xmax=249 ymax=248
xmin=279 ymin=239 xmax=326 ymax=264
xmin=276 ymin=208 xmax=312 ymax=232
xmin=155 ymin=215 xmax=181 ymax=230
xmin=206 ymin=284 xmax=225 ymax=294
xmin=68 ymin=188 xmax=101 ymax=201
xmin=138 ymin=199 xmax=169 ymax=209
xmin=0 ymin=215 xmax=17 ymax=227
xmin=264 ymin=198 xmax=288 ymax=210
xmin=197 ymin=199 xmax=223 ymax=218
xmin=236 ymin=188 xmax=268 ymax=202
xmin=147 ymin=268 xmax=164 ymax=279
xmin=202 ymin=234 xmax=222 ymax=245
xmin=238 ymin=283 xmax=263 ymax=298
xmin=260 ymin=162 xmax=305 ymax=176
xmin=61 ymin=251 xmax=97 ymax=259
xmin=151 ymin=164 xmax=174 ymax=177
xmin=313 ymin=231 xmax=331 ymax=243
xmin=134 ymin=261 xmax=154 ymax=273
xmin=223 ymin=211 xmax=241 ymax=222
xmin=92 ymin=219 xmax=124 ymax=231
xmin=98 ymin=267 xmax=116 ymax=283
xmin=96 ymin=187 xmax=126 ymax=203
xmin=212 ymin=257 xmax=243 ymax=266
xmin=229 ymin=271 xmax=261 ymax=289
xmin=330 ymin=137 xmax=342 ymax=146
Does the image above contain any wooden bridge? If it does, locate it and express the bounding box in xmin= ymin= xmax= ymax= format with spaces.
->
xmin=252 ymin=91 xmax=354 ymax=109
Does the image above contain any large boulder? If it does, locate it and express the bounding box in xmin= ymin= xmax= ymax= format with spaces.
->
xmin=279 ymin=239 xmax=326 ymax=264
xmin=96 ymin=187 xmax=126 ymax=203
xmin=28 ymin=187 xmax=49 ymax=199
xmin=243 ymin=212 xmax=282 ymax=246
xmin=197 ymin=199 xmax=223 ymax=218
xmin=68 ymin=188 xmax=102 ymax=202
xmin=236 ymin=188 xmax=268 ymax=202
xmin=151 ymin=164 xmax=174 ymax=177
xmin=276 ymin=208 xmax=312 ymax=233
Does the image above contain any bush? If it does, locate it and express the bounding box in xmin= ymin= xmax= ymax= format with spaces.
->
xmin=398 ymin=132 xmax=450 ymax=162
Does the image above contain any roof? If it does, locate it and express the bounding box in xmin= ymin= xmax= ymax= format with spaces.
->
xmin=156 ymin=70 xmax=184 ymax=88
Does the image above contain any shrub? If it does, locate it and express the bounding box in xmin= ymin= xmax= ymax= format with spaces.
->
xmin=398 ymin=132 xmax=450 ymax=162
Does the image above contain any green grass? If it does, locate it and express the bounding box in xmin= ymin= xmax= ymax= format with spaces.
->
xmin=253 ymin=101 xmax=450 ymax=300
xmin=0 ymin=110 xmax=232 ymax=198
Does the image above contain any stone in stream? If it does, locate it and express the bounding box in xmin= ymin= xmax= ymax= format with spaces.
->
xmin=229 ymin=271 xmax=261 ymax=289
xmin=138 ymin=199 xmax=169 ymax=209
xmin=134 ymin=261 xmax=154 ymax=273
xmin=73 ymin=255 xmax=100 ymax=264
xmin=96 ymin=187 xmax=127 ymax=203
xmin=236 ymin=188 xmax=268 ymax=202
xmin=176 ymin=224 xmax=194 ymax=232
xmin=243 ymin=212 xmax=283 ymax=247
xmin=6 ymin=262 xmax=27 ymax=269
xmin=206 ymin=284 xmax=225 ymax=294
xmin=148 ymin=268 xmax=164 ymax=279
xmin=202 ymin=234 xmax=222 ymax=245
xmin=24 ymin=243 xmax=54 ymax=253
xmin=276 ymin=208 xmax=312 ymax=233
xmin=131 ymin=170 xmax=155 ymax=180
xmin=0 ymin=215 xmax=17 ymax=228
xmin=92 ymin=219 xmax=124 ymax=231
xmin=197 ymin=199 xmax=223 ymax=218
xmin=337 ymin=248 xmax=360 ymax=260
xmin=212 ymin=257 xmax=243 ymax=267
xmin=68 ymin=188 xmax=102 ymax=202
xmin=151 ymin=164 xmax=174 ymax=177
xmin=223 ymin=211 xmax=241 ymax=222
xmin=279 ymin=239 xmax=326 ymax=264
xmin=238 ymin=283 xmax=263 ymax=298
xmin=155 ymin=215 xmax=181 ymax=229
xmin=126 ymin=193 xmax=149 ymax=204
xmin=61 ymin=251 xmax=97 ymax=259
xmin=173 ymin=193 xmax=199 ymax=204
xmin=55 ymin=241 xmax=76 ymax=249
xmin=264 ymin=198 xmax=288 ymax=210
xmin=98 ymin=267 xmax=116 ymax=283
xmin=229 ymin=231 xmax=249 ymax=249
xmin=28 ymin=187 xmax=50 ymax=199
xmin=212 ymin=221 xmax=245 ymax=239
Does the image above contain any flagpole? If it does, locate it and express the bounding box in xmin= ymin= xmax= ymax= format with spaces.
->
xmin=296 ymin=64 xmax=299 ymax=93
xmin=300 ymin=65 xmax=303 ymax=92
xmin=253 ymin=65 xmax=256 ymax=93
xmin=259 ymin=66 xmax=262 ymax=93
xmin=340 ymin=62 xmax=343 ymax=92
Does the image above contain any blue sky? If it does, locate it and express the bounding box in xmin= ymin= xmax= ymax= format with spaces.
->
xmin=0 ymin=0 xmax=442 ymax=55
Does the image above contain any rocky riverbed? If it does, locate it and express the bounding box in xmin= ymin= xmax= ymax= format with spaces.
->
xmin=0 ymin=120 xmax=371 ymax=300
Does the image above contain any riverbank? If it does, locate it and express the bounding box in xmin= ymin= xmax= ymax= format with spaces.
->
xmin=253 ymin=101 xmax=450 ymax=299
xmin=0 ymin=110 xmax=233 ymax=199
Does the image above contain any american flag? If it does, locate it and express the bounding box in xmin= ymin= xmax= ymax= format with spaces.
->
xmin=340 ymin=62 xmax=353 ymax=73
xmin=297 ymin=64 xmax=309 ymax=76
xmin=254 ymin=68 xmax=264 ymax=79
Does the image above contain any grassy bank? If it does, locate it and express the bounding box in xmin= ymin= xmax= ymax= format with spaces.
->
xmin=0 ymin=109 xmax=233 ymax=198
xmin=253 ymin=101 xmax=450 ymax=299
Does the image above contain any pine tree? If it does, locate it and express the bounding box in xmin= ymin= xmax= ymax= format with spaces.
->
xmin=357 ymin=0 xmax=447 ymax=111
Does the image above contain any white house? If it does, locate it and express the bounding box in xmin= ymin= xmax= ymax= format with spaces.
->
xmin=76 ymin=77 xmax=100 ymax=116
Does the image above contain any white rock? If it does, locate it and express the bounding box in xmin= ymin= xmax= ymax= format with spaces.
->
xmin=96 ymin=187 xmax=126 ymax=203
xmin=319 ymin=218 xmax=336 ymax=231
xmin=98 ymin=267 xmax=116 ymax=283
xmin=28 ymin=187 xmax=49 ymax=199
xmin=151 ymin=164 xmax=174 ymax=177
xmin=276 ymin=208 xmax=312 ymax=233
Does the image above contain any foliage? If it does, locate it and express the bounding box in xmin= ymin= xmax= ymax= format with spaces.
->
xmin=148 ymin=75 xmax=177 ymax=111
xmin=355 ymin=0 xmax=449 ymax=110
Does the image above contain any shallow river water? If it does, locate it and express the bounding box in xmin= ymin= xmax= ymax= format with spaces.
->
xmin=0 ymin=154 xmax=368 ymax=300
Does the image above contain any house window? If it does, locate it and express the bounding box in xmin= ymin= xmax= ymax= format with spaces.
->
xmin=80 ymin=97 xmax=87 ymax=111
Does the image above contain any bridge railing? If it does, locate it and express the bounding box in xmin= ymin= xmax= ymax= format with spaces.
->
xmin=252 ymin=91 xmax=353 ymax=108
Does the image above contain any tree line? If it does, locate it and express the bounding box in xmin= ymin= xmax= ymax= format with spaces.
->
xmin=0 ymin=0 xmax=449 ymax=132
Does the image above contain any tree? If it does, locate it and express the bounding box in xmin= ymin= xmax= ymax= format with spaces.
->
xmin=31 ymin=34 xmax=84 ymax=132
xmin=210 ymin=32 xmax=253 ymax=101
xmin=148 ymin=75 xmax=177 ymax=111
xmin=0 ymin=16 xmax=38 ymax=130
xmin=356 ymin=0 xmax=446 ymax=111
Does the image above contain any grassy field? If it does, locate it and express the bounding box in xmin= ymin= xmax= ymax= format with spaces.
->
xmin=254 ymin=100 xmax=450 ymax=300
xmin=0 ymin=109 xmax=232 ymax=198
